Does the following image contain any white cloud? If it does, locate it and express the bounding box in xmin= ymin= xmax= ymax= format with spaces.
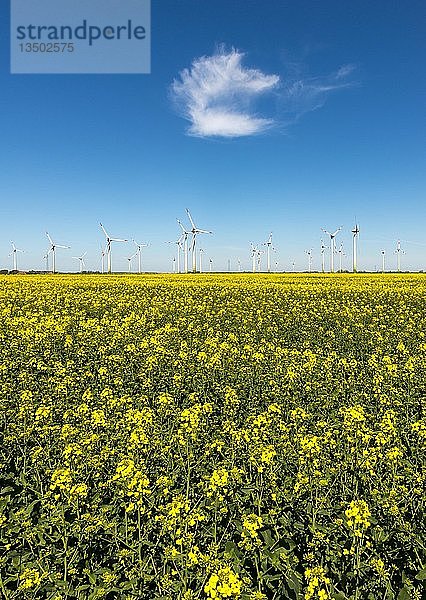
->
xmin=279 ymin=64 xmax=357 ymax=121
xmin=171 ymin=47 xmax=280 ymax=138
xmin=171 ymin=47 xmax=357 ymax=138
xmin=336 ymin=64 xmax=357 ymax=79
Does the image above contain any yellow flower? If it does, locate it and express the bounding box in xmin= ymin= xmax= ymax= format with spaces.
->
xmin=345 ymin=500 xmax=371 ymax=531
xmin=204 ymin=566 xmax=242 ymax=599
xmin=20 ymin=568 xmax=43 ymax=590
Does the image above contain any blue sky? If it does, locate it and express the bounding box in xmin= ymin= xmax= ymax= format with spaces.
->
xmin=1 ymin=0 xmax=425 ymax=272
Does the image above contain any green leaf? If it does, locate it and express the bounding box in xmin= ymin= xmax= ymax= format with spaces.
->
xmin=287 ymin=572 xmax=301 ymax=594
xmin=87 ymin=572 xmax=97 ymax=584
xmin=397 ymin=587 xmax=410 ymax=600
xmin=261 ymin=528 xmax=274 ymax=548
xmin=225 ymin=541 xmax=241 ymax=559
xmin=282 ymin=537 xmax=296 ymax=551
xmin=415 ymin=568 xmax=426 ymax=580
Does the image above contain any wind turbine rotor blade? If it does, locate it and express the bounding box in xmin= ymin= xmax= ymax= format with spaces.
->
xmin=196 ymin=229 xmax=212 ymax=234
xmin=57 ymin=245 xmax=70 ymax=249
xmin=177 ymin=219 xmax=188 ymax=234
xmin=185 ymin=208 xmax=197 ymax=230
xmin=46 ymin=232 xmax=54 ymax=245
xmin=111 ymin=238 xmax=127 ymax=242
xmin=100 ymin=223 xmax=109 ymax=237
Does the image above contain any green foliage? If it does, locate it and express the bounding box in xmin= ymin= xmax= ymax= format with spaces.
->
xmin=0 ymin=273 xmax=425 ymax=599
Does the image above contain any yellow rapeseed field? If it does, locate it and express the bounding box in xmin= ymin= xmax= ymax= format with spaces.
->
xmin=0 ymin=274 xmax=425 ymax=599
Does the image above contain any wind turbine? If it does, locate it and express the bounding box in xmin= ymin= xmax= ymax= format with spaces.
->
xmin=199 ymin=248 xmax=204 ymax=273
xmin=250 ymin=243 xmax=258 ymax=273
xmin=256 ymin=249 xmax=264 ymax=271
xmin=209 ymin=258 xmax=213 ymax=272
xmin=10 ymin=242 xmax=24 ymax=271
xmin=126 ymin=252 xmax=137 ymax=273
xmin=263 ymin=232 xmax=274 ymax=273
xmin=43 ymin=251 xmax=50 ymax=272
xmin=338 ymin=243 xmax=346 ymax=273
xmin=320 ymin=240 xmax=328 ymax=274
xmin=172 ymin=257 xmax=176 ymax=273
xmin=352 ymin=224 xmax=360 ymax=273
xmin=100 ymin=223 xmax=127 ymax=274
xmin=321 ymin=227 xmax=342 ymax=273
xmin=305 ymin=249 xmax=313 ymax=273
xmin=381 ymin=250 xmax=386 ymax=273
xmin=132 ymin=239 xmax=148 ymax=274
xmin=395 ymin=240 xmax=405 ymax=272
xmin=46 ymin=232 xmax=70 ymax=274
xmin=72 ymin=252 xmax=87 ymax=273
xmin=185 ymin=208 xmax=212 ymax=273
xmin=177 ymin=219 xmax=190 ymax=273
xmin=167 ymin=237 xmax=183 ymax=274
xmin=237 ymin=258 xmax=241 ymax=272
xmin=100 ymin=246 xmax=106 ymax=274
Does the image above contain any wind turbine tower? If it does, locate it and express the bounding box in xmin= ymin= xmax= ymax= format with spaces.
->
xmin=127 ymin=252 xmax=137 ymax=273
xmin=338 ymin=243 xmax=345 ymax=273
xmin=132 ymin=240 xmax=148 ymax=274
xmin=381 ymin=250 xmax=386 ymax=273
xmin=305 ymin=249 xmax=313 ymax=273
xmin=10 ymin=242 xmax=24 ymax=271
xmin=250 ymin=243 xmax=258 ymax=273
xmin=185 ymin=208 xmax=212 ymax=273
xmin=177 ymin=219 xmax=190 ymax=273
xmin=352 ymin=224 xmax=360 ymax=272
xmin=263 ymin=232 xmax=273 ymax=273
xmin=395 ymin=240 xmax=405 ymax=272
xmin=46 ymin=232 xmax=70 ymax=274
xmin=43 ymin=251 xmax=49 ymax=273
xmin=199 ymin=248 xmax=204 ymax=273
xmin=167 ymin=237 xmax=183 ymax=273
xmin=321 ymin=227 xmax=342 ymax=273
xmin=72 ymin=252 xmax=87 ymax=273
xmin=100 ymin=246 xmax=106 ymax=274
xmin=320 ymin=240 xmax=327 ymax=274
xmin=100 ymin=223 xmax=127 ymax=274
